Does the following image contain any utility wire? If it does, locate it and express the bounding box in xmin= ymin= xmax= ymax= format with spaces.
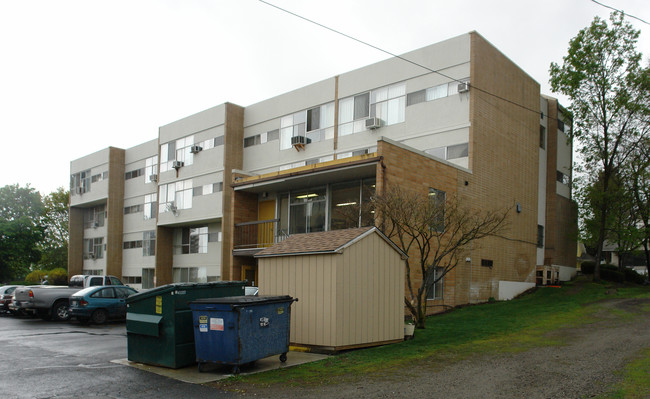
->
xmin=258 ymin=0 xmax=558 ymax=122
xmin=590 ymin=0 xmax=649 ymax=25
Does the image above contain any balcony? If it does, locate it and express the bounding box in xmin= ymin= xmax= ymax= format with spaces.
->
xmin=233 ymin=219 xmax=288 ymax=255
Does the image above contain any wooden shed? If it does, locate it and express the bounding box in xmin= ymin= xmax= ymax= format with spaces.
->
xmin=255 ymin=226 xmax=406 ymax=352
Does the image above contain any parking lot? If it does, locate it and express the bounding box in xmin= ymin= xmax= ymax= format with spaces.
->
xmin=0 ymin=314 xmax=236 ymax=399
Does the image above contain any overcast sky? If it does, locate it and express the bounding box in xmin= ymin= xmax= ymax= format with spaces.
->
xmin=1 ymin=0 xmax=648 ymax=196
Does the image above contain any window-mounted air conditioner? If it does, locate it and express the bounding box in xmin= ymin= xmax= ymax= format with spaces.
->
xmin=92 ymin=221 xmax=99 ymax=228
xmin=291 ymin=136 xmax=311 ymax=146
xmin=86 ymin=253 xmax=96 ymax=260
xmin=149 ymin=174 xmax=158 ymax=182
xmin=75 ymin=187 xmax=83 ymax=195
xmin=458 ymin=82 xmax=470 ymax=93
xmin=190 ymin=145 xmax=203 ymax=154
xmin=365 ymin=117 xmax=381 ymax=130
xmin=172 ymin=160 xmax=184 ymax=169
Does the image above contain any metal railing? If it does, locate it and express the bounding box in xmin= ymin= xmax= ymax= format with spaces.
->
xmin=234 ymin=219 xmax=288 ymax=249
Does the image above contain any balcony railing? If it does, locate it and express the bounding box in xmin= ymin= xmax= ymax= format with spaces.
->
xmin=233 ymin=219 xmax=288 ymax=250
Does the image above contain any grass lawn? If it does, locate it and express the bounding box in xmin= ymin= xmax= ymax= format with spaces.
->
xmin=214 ymin=277 xmax=649 ymax=391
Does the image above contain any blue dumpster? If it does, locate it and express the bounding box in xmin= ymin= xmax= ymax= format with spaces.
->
xmin=189 ymin=295 xmax=297 ymax=374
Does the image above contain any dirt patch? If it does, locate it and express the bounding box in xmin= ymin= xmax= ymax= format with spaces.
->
xmin=216 ymin=297 xmax=650 ymax=398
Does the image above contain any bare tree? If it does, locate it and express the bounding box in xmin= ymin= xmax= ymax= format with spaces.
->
xmin=373 ymin=185 xmax=509 ymax=328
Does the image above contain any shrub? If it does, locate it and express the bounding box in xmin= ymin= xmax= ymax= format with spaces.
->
xmin=600 ymin=268 xmax=625 ymax=283
xmin=623 ymin=268 xmax=646 ymax=284
xmin=25 ymin=270 xmax=47 ymax=285
xmin=580 ymin=261 xmax=596 ymax=274
xmin=47 ymin=268 xmax=68 ymax=285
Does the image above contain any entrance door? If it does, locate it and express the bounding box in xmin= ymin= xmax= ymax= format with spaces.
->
xmin=241 ymin=265 xmax=258 ymax=287
xmin=258 ymin=200 xmax=276 ymax=248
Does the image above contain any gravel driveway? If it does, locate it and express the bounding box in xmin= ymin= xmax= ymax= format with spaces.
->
xmin=225 ymin=296 xmax=650 ymax=399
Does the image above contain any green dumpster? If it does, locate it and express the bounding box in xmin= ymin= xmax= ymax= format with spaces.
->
xmin=126 ymin=281 xmax=245 ymax=368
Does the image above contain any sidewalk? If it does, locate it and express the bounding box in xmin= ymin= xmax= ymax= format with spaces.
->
xmin=112 ymin=351 xmax=329 ymax=384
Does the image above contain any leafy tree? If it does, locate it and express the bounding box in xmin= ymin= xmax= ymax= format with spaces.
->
xmin=37 ymin=188 xmax=69 ymax=270
xmin=0 ymin=184 xmax=45 ymax=281
xmin=549 ymin=12 xmax=649 ymax=281
xmin=373 ymin=186 xmax=508 ymax=329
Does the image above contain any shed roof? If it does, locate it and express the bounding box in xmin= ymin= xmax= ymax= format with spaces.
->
xmin=254 ymin=226 xmax=407 ymax=259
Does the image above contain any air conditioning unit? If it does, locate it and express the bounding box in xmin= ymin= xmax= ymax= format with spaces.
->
xmin=92 ymin=221 xmax=99 ymax=228
xmin=87 ymin=253 xmax=96 ymax=260
xmin=172 ymin=160 xmax=184 ymax=169
xmin=190 ymin=145 xmax=203 ymax=154
xmin=75 ymin=187 xmax=83 ymax=195
xmin=291 ymin=136 xmax=310 ymax=146
xmin=458 ymin=82 xmax=470 ymax=93
xmin=365 ymin=117 xmax=381 ymax=130
xmin=149 ymin=174 xmax=158 ymax=182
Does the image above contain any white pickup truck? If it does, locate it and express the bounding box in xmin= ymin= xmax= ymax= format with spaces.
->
xmin=12 ymin=275 xmax=124 ymax=321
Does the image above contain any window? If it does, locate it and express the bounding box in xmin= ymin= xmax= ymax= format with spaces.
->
xmin=84 ymin=205 xmax=106 ymax=228
xmin=159 ymin=179 xmax=193 ymax=213
xmin=428 ymin=188 xmax=446 ymax=232
xmin=425 ymin=143 xmax=469 ymax=161
xmin=214 ymin=136 xmax=224 ymax=146
xmin=143 ymin=230 xmax=156 ymax=256
xmin=90 ymin=173 xmax=105 ymax=183
xmin=123 ymin=276 xmax=142 ymax=285
xmin=124 ymin=204 xmax=143 ymax=215
xmin=447 ymin=143 xmax=469 ymax=159
xmin=71 ymin=169 xmax=91 ymax=195
xmin=289 ymin=188 xmax=326 ymax=234
xmin=82 ymin=269 xmax=102 ymax=276
xmin=280 ymin=103 xmax=334 ymax=150
xmin=144 ymin=155 xmax=158 ymax=183
xmin=84 ymin=237 xmax=104 ymax=259
xmin=339 ymin=83 xmax=406 ymax=136
xmin=556 ymin=171 xmax=570 ymax=185
xmin=142 ymin=269 xmax=155 ymax=289
xmin=540 ymin=126 xmax=546 ymax=149
xmin=537 ymin=225 xmax=544 ymax=248
xmin=160 ymin=135 xmax=194 ymax=172
xmin=213 ymin=182 xmax=223 ymax=192
xmin=125 ymin=168 xmax=144 ymax=180
xmin=406 ymin=89 xmax=426 ymax=106
xmin=557 ymin=120 xmax=565 ymax=132
xmin=427 ymin=267 xmax=444 ymax=300
xmin=123 ymin=240 xmax=143 ymax=249
xmin=481 ymin=259 xmax=494 ymax=268
xmin=173 ymin=267 xmax=207 ymax=283
xmin=174 ymin=226 xmax=208 ymax=254
xmin=91 ymin=288 xmax=115 ymax=298
xmin=144 ymin=193 xmax=157 ymax=220
xmin=329 ymin=178 xmax=376 ymax=231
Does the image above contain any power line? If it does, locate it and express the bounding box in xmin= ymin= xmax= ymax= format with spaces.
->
xmin=258 ymin=0 xmax=560 ymax=123
xmin=590 ymin=0 xmax=649 ymax=25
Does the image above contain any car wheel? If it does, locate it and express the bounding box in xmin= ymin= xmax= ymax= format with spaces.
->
xmin=52 ymin=301 xmax=70 ymax=322
xmin=91 ymin=309 xmax=108 ymax=325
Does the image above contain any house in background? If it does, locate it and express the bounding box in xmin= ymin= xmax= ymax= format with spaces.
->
xmin=69 ymin=31 xmax=577 ymax=313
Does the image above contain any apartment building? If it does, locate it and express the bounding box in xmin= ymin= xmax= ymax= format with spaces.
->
xmin=68 ymin=31 xmax=576 ymax=308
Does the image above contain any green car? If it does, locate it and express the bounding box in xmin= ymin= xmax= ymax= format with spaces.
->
xmin=69 ymin=285 xmax=138 ymax=324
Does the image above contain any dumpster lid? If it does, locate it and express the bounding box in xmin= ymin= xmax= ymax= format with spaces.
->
xmin=191 ymin=295 xmax=295 ymax=306
xmin=126 ymin=281 xmax=245 ymax=304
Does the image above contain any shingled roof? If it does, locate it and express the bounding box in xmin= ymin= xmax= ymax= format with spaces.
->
xmin=254 ymin=226 xmax=407 ymax=259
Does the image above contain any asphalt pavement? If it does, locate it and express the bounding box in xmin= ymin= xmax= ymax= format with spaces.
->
xmin=0 ymin=314 xmax=237 ymax=399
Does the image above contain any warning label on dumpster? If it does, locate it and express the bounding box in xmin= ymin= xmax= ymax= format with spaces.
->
xmin=210 ymin=317 xmax=224 ymax=331
xmin=155 ymin=296 xmax=162 ymax=314
xmin=199 ymin=324 xmax=208 ymax=332
xmin=199 ymin=315 xmax=208 ymax=324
